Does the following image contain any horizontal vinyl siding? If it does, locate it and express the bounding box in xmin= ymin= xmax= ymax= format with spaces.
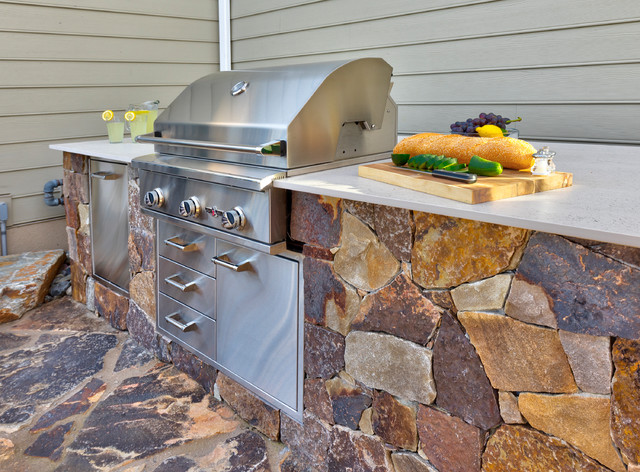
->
xmin=0 ymin=1 xmax=218 ymax=227
xmin=230 ymin=0 xmax=640 ymax=144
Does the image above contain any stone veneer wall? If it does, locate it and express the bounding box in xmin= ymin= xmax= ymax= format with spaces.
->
xmin=64 ymin=157 xmax=640 ymax=471
xmin=281 ymin=192 xmax=640 ymax=472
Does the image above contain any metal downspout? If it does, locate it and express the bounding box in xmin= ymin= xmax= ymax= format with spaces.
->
xmin=218 ymin=0 xmax=231 ymax=71
xmin=0 ymin=202 xmax=7 ymax=256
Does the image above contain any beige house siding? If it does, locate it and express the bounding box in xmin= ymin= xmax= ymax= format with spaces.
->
xmin=0 ymin=0 xmax=218 ymax=252
xmin=230 ymin=0 xmax=640 ymax=144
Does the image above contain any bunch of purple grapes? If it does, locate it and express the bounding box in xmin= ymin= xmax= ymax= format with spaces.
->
xmin=449 ymin=113 xmax=520 ymax=135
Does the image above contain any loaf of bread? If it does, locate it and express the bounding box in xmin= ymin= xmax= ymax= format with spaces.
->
xmin=393 ymin=133 xmax=537 ymax=170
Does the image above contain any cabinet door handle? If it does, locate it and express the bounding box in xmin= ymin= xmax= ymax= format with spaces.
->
xmin=164 ymin=274 xmax=197 ymax=292
xmin=90 ymin=171 xmax=120 ymax=180
xmin=212 ymin=254 xmax=251 ymax=272
xmin=165 ymin=312 xmax=196 ymax=332
xmin=164 ymin=237 xmax=198 ymax=252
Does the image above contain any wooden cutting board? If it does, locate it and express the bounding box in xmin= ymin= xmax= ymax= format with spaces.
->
xmin=358 ymin=161 xmax=573 ymax=204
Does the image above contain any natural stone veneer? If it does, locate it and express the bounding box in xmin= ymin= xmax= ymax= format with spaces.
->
xmin=416 ymin=405 xmax=485 ymax=472
xmin=371 ymin=390 xmax=417 ymax=451
xmin=450 ymin=273 xmax=512 ymax=311
xmin=328 ymin=425 xmax=393 ymax=471
xmin=498 ymin=391 xmax=525 ymax=424
xmin=333 ymin=212 xmax=400 ymax=291
xmin=352 ymin=271 xmax=441 ymax=345
xmin=483 ymin=425 xmax=612 ymax=471
xmin=303 ymin=256 xmax=360 ymax=335
xmin=412 ymin=212 xmax=528 ymax=288
xmin=611 ymin=338 xmax=640 ymax=465
xmin=558 ymin=330 xmax=612 ymax=394
xmin=216 ymin=373 xmax=279 ymax=441
xmin=518 ymin=232 xmax=640 ymax=339
xmin=433 ymin=312 xmax=501 ymax=430
xmin=505 ymin=276 xmax=558 ymax=328
xmin=290 ymin=192 xmax=342 ymax=248
xmin=325 ymin=376 xmax=371 ymax=430
xmin=345 ymin=331 xmax=436 ymax=405
xmin=458 ymin=311 xmax=577 ymax=392
xmin=519 ymin=393 xmax=625 ymax=471
xmin=373 ymin=204 xmax=413 ymax=262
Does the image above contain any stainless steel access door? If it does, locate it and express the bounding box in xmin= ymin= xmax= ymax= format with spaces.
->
xmin=89 ymin=159 xmax=130 ymax=292
xmin=214 ymin=240 xmax=300 ymax=414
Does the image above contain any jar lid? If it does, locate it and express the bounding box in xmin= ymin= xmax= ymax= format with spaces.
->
xmin=533 ymin=146 xmax=556 ymax=159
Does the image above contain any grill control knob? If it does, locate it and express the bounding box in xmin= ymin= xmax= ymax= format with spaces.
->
xmin=179 ymin=197 xmax=201 ymax=218
xmin=221 ymin=207 xmax=246 ymax=230
xmin=143 ymin=188 xmax=165 ymax=207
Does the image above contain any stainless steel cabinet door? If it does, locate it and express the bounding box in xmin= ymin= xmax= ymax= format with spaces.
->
xmin=214 ymin=241 xmax=299 ymax=410
xmin=90 ymin=160 xmax=130 ymax=291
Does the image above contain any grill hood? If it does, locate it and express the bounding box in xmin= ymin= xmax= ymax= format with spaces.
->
xmin=141 ymin=58 xmax=397 ymax=170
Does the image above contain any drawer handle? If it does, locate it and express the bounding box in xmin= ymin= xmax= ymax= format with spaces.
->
xmin=165 ymin=312 xmax=196 ymax=332
xmin=164 ymin=274 xmax=198 ymax=292
xmin=212 ymin=254 xmax=251 ymax=272
xmin=90 ymin=171 xmax=120 ymax=180
xmin=164 ymin=237 xmax=198 ymax=252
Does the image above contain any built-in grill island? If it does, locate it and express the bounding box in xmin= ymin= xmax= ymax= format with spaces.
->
xmin=131 ymin=58 xmax=397 ymax=421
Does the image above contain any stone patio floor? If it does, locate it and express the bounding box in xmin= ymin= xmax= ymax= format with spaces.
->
xmin=0 ymin=296 xmax=288 ymax=472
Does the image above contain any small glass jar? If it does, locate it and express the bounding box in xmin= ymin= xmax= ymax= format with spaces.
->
xmin=531 ymin=146 xmax=556 ymax=175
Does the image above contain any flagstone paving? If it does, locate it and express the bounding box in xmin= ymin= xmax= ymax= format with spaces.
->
xmin=0 ymin=296 xmax=288 ymax=471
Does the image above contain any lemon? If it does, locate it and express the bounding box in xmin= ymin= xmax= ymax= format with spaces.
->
xmin=102 ymin=110 xmax=114 ymax=121
xmin=124 ymin=111 xmax=136 ymax=121
xmin=476 ymin=124 xmax=504 ymax=138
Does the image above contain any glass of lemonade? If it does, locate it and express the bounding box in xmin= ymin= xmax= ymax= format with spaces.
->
xmin=106 ymin=120 xmax=124 ymax=143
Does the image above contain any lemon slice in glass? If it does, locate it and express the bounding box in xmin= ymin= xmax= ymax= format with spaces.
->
xmin=102 ymin=110 xmax=114 ymax=121
xmin=124 ymin=111 xmax=136 ymax=122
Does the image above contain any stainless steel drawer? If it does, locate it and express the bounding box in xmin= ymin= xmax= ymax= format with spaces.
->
xmin=159 ymin=256 xmax=216 ymax=319
xmin=158 ymin=220 xmax=216 ymax=277
xmin=158 ymin=293 xmax=216 ymax=362
xmin=214 ymin=240 xmax=299 ymax=410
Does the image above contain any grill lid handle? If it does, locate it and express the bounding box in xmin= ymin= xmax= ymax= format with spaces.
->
xmin=135 ymin=135 xmax=286 ymax=157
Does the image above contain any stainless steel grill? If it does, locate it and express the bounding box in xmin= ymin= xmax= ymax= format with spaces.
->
xmin=131 ymin=58 xmax=397 ymax=421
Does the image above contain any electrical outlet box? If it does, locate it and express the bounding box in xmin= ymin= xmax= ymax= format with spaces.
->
xmin=0 ymin=194 xmax=12 ymax=226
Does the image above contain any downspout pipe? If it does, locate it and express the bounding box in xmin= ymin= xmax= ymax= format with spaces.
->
xmin=218 ymin=0 xmax=231 ymax=71
xmin=0 ymin=202 xmax=8 ymax=256
xmin=44 ymin=179 xmax=64 ymax=206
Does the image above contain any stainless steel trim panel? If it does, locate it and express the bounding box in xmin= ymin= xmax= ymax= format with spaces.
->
xmin=89 ymin=159 xmax=130 ymax=291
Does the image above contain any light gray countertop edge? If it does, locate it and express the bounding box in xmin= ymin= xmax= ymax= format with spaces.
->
xmin=50 ymin=139 xmax=154 ymax=163
xmin=274 ymin=141 xmax=640 ymax=249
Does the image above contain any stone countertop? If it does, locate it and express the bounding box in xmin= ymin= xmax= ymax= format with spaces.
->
xmin=50 ymin=139 xmax=154 ymax=164
xmin=274 ymin=141 xmax=640 ymax=249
